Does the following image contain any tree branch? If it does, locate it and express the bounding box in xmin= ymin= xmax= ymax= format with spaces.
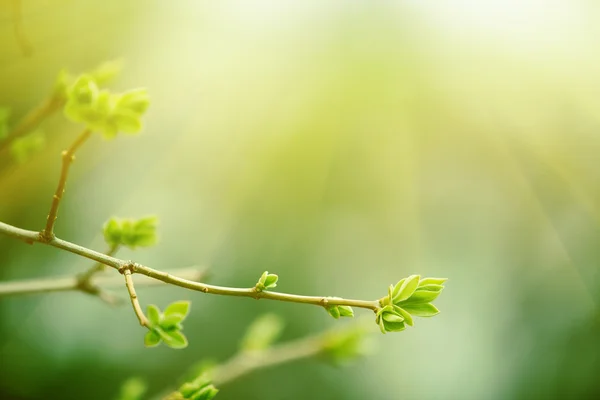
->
xmin=212 ymin=334 xmax=323 ymax=386
xmin=41 ymin=128 xmax=92 ymax=240
xmin=123 ymin=269 xmax=149 ymax=327
xmin=0 ymin=95 xmax=64 ymax=153
xmin=0 ymin=266 xmax=207 ymax=297
xmin=0 ymin=221 xmax=380 ymax=314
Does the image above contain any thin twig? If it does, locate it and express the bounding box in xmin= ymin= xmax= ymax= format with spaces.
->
xmin=41 ymin=128 xmax=92 ymax=240
xmin=213 ymin=334 xmax=323 ymax=385
xmin=0 ymin=266 xmax=207 ymax=297
xmin=161 ymin=328 xmax=332 ymax=399
xmin=77 ymin=244 xmax=120 ymax=285
xmin=0 ymin=221 xmax=381 ymax=312
xmin=0 ymin=96 xmax=64 ymax=153
xmin=123 ymin=269 xmax=149 ymax=327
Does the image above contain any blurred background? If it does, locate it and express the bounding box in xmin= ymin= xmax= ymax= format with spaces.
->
xmin=1 ymin=0 xmax=600 ymax=399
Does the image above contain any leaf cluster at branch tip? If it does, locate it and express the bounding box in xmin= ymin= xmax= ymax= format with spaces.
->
xmin=64 ymin=74 xmax=149 ymax=139
xmin=144 ymin=301 xmax=191 ymax=349
xmin=376 ymin=275 xmax=447 ymax=334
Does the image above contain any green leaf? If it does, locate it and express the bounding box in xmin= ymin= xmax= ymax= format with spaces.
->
xmin=129 ymin=216 xmax=158 ymax=248
xmin=402 ymin=289 xmax=442 ymax=304
xmin=146 ymin=305 xmax=161 ymax=326
xmin=117 ymin=88 xmax=150 ymax=114
xmin=382 ymin=312 xmax=404 ymax=323
xmin=338 ymin=305 xmax=354 ymax=317
xmin=263 ymin=274 xmax=278 ymax=289
xmin=164 ymin=300 xmax=190 ymax=320
xmin=392 ymin=275 xmax=420 ymax=303
xmin=401 ymin=302 xmax=440 ymax=317
xmin=418 ymin=277 xmax=448 ymax=286
xmin=322 ymin=325 xmax=368 ymax=365
xmin=103 ymin=218 xmax=122 ymax=247
xmin=189 ymin=385 xmax=219 ymax=400
xmin=103 ymin=216 xmax=158 ymax=249
xmin=179 ymin=382 xmax=203 ymax=398
xmin=327 ymin=306 xmax=340 ymax=319
xmin=117 ymin=377 xmax=147 ymax=400
xmin=89 ymin=59 xmax=122 ymax=85
xmin=112 ymin=109 xmax=142 ymax=134
xmin=240 ymin=313 xmax=284 ymax=352
xmin=257 ymin=271 xmax=278 ymax=290
xmin=10 ymin=130 xmax=45 ymax=163
xmin=416 ymin=284 xmax=444 ymax=292
xmin=144 ymin=330 xmax=161 ymax=347
xmin=160 ymin=314 xmax=185 ymax=330
xmin=376 ymin=305 xmax=407 ymax=333
xmin=161 ymin=329 xmax=188 ymax=349
xmin=53 ymin=69 xmax=71 ymax=99
xmin=394 ymin=306 xmax=414 ymax=327
xmin=391 ymin=278 xmax=405 ymax=300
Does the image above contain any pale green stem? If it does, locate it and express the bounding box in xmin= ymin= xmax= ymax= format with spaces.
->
xmin=41 ymin=128 xmax=92 ymax=240
xmin=0 ymin=221 xmax=380 ymax=312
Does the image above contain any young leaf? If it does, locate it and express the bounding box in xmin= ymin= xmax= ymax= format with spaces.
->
xmin=327 ymin=306 xmax=341 ymax=319
xmin=103 ymin=218 xmax=122 ymax=247
xmin=402 ymin=289 xmax=442 ymax=304
xmin=160 ymin=314 xmax=185 ymax=330
xmin=394 ymin=306 xmax=414 ymax=327
xmin=418 ymin=277 xmax=448 ymax=287
xmin=161 ymin=330 xmax=188 ymax=349
xmin=338 ymin=305 xmax=354 ymax=318
xmin=263 ymin=274 xmax=278 ymax=289
xmin=189 ymin=384 xmax=219 ymax=400
xmin=256 ymin=271 xmax=278 ymax=290
xmin=164 ymin=301 xmax=190 ymax=320
xmin=392 ymin=275 xmax=420 ymax=303
xmin=144 ymin=330 xmax=161 ymax=348
xmin=146 ymin=305 xmax=161 ymax=326
xmin=89 ymin=60 xmax=122 ymax=85
xmin=401 ymin=302 xmax=440 ymax=317
xmin=416 ymin=284 xmax=444 ymax=292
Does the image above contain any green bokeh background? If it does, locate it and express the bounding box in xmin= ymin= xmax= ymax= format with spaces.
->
xmin=1 ymin=1 xmax=600 ymax=399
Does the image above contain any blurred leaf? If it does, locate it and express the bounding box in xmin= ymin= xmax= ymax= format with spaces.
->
xmin=240 ymin=313 xmax=285 ymax=352
xmin=146 ymin=304 xmax=161 ymax=326
xmin=189 ymin=384 xmax=219 ymax=400
xmin=144 ymin=330 xmax=161 ymax=348
xmin=164 ymin=300 xmax=190 ymax=320
xmin=89 ymin=60 xmax=123 ymax=85
xmin=10 ymin=130 xmax=45 ymax=163
xmin=0 ymin=106 xmax=11 ymax=140
xmin=322 ymin=325 xmax=370 ymax=365
xmin=161 ymin=329 xmax=188 ymax=350
xmin=161 ymin=314 xmax=185 ymax=330
xmin=102 ymin=216 xmax=158 ymax=249
xmin=116 ymin=377 xmax=147 ymax=400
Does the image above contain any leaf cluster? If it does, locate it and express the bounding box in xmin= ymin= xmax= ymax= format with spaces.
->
xmin=64 ymin=75 xmax=149 ymax=139
xmin=377 ymin=276 xmax=446 ymax=333
xmin=103 ymin=216 xmax=158 ymax=249
xmin=144 ymin=301 xmax=191 ymax=349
